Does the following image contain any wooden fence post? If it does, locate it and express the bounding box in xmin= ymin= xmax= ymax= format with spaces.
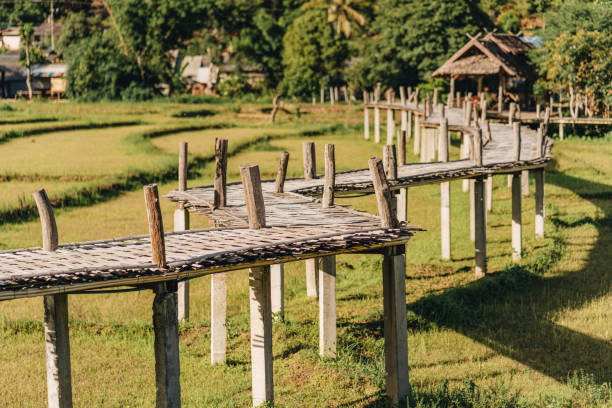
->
xmin=34 ymin=189 xmax=73 ymax=408
xmin=509 ymin=102 xmax=515 ymax=125
xmin=144 ymin=184 xmax=181 ymax=408
xmin=374 ymin=103 xmax=381 ymax=143
xmin=364 ymin=95 xmax=370 ymax=140
xmin=304 ymin=141 xmax=319 ymax=297
xmin=368 ymin=158 xmax=409 ymax=407
xmin=397 ymin=130 xmax=408 ymax=222
xmin=240 ymin=164 xmax=274 ymax=407
xmin=270 ymin=151 xmax=290 ymax=321
xmin=387 ymin=94 xmax=395 ymax=144
xmin=175 ymin=142 xmax=190 ymax=322
xmin=214 ymin=138 xmax=228 ymax=208
xmin=413 ymin=115 xmax=420 ymax=155
xmin=274 ymin=151 xmax=290 ymax=194
xmin=439 ymin=119 xmax=451 ymax=260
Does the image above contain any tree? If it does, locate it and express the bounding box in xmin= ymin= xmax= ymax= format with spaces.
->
xmin=532 ymin=1 xmax=612 ymax=114
xmin=280 ymin=9 xmax=348 ymax=98
xmin=20 ymin=23 xmax=35 ymax=100
xmin=301 ymin=0 xmax=370 ymax=38
xmin=354 ymin=0 xmax=493 ymax=89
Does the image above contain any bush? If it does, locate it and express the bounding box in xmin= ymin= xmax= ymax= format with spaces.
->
xmin=216 ymin=74 xmax=252 ymax=99
xmin=498 ymin=10 xmax=521 ymax=33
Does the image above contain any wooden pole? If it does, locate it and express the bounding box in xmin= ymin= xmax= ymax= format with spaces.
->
xmin=448 ymin=77 xmax=455 ymax=107
xmin=144 ymin=185 xmax=180 ymax=408
xmin=175 ymin=143 xmax=190 ymax=321
xmin=509 ymin=102 xmax=515 ymax=125
xmin=413 ymin=115 xmax=421 ymax=155
xmin=474 ymin=176 xmax=487 ymax=278
xmin=522 ymin=170 xmax=529 ymax=196
xmin=486 ymin=175 xmax=493 ymax=213
xmin=211 ymin=270 xmax=227 ymax=364
xmin=473 ymin=128 xmax=483 ymax=167
xmin=536 ymin=104 xmax=541 ymax=120
xmin=399 ymin=86 xmax=405 ymax=104
xmin=407 ymin=111 xmax=412 ymax=140
xmin=512 ymin=172 xmax=522 ymax=261
xmin=34 ymin=190 xmax=73 ymax=408
xmin=397 ymin=128 xmax=407 ymax=222
xmin=368 ymin=158 xmax=398 ymax=228
xmin=498 ymin=73 xmax=504 ymax=113
xmin=144 ymin=184 xmax=166 ymax=268
xmin=322 ymin=144 xmax=335 ymax=208
xmin=329 ymin=87 xmax=334 ymax=105
xmin=364 ymin=104 xmax=370 ymax=140
xmin=433 ymin=88 xmax=439 ymax=106
xmin=470 ymin=179 xmax=475 ymax=242
xmin=513 ymin=122 xmax=521 ymax=162
xmin=214 ymin=138 xmax=228 ymax=208
xmin=302 ymin=142 xmax=316 ymax=180
xmin=240 ymin=164 xmax=274 ymax=406
xmin=274 ymin=151 xmax=290 ymax=193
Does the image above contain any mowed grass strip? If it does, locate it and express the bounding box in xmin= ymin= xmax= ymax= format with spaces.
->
xmin=0 ymin=104 xmax=610 ymax=406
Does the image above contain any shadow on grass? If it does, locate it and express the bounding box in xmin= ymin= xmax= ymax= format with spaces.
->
xmin=408 ymin=170 xmax=612 ymax=384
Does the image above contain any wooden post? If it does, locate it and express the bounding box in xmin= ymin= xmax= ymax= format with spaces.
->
xmin=462 ymin=132 xmax=470 ymax=192
xmin=397 ymin=128 xmax=407 ymax=222
xmin=175 ymin=143 xmax=190 ymax=321
xmin=513 ymin=122 xmax=521 ymax=162
xmin=329 ymin=87 xmax=334 ymax=105
xmin=413 ymin=115 xmax=420 ymax=155
xmin=433 ymin=88 xmax=439 ymax=106
xmin=34 ymin=190 xmax=73 ymax=408
xmin=320 ymin=87 xmax=324 ymax=104
xmin=559 ymin=122 xmax=564 ymax=140
xmin=470 ymin=179 xmax=475 ymax=242
xmin=498 ymin=73 xmax=504 ymax=113
xmin=334 ymin=86 xmax=339 ymax=103
xmin=448 ymin=77 xmax=455 ymax=107
xmin=144 ymin=185 xmax=181 ymax=408
xmin=274 ymin=151 xmax=290 ymax=193
xmin=512 ymin=172 xmax=522 ymax=261
xmin=473 ymin=128 xmax=483 ymax=167
xmin=398 ymin=130 xmax=406 ymax=167
xmin=536 ymin=104 xmax=541 ymax=120
xmin=374 ymin=104 xmax=381 ymax=143
xmin=419 ymin=126 xmax=427 ymax=163
xmin=535 ymin=169 xmax=545 ymax=239
xmin=522 ymin=170 xmax=529 ymax=196
xmin=383 ymin=145 xmax=398 ymax=181
xmin=399 ymin=86 xmax=405 ymax=104
xmin=302 ymin=142 xmax=316 ymax=180
xmin=214 ymin=138 xmax=228 ymax=208
xmin=322 ymin=144 xmax=335 ymax=208
xmin=305 ymin=258 xmax=319 ymax=298
xmin=400 ymin=107 xmax=407 ymax=135
xmin=368 ymin=158 xmax=398 ymax=228
xmin=211 ymin=271 xmax=227 ymax=364
xmin=387 ymin=95 xmax=394 ymax=145
xmin=240 ymin=164 xmax=274 ymax=406
xmin=438 ymin=119 xmax=451 ymax=260
xmin=474 ymin=176 xmax=487 ymax=278
xmin=509 ymin=102 xmax=515 ymax=125
xmin=407 ymin=111 xmax=412 ymax=140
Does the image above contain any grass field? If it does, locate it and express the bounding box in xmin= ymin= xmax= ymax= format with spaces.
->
xmin=0 ymin=100 xmax=610 ymax=407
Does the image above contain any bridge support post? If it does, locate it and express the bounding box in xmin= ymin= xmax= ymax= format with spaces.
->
xmin=270 ymin=264 xmax=284 ymax=320
xmin=211 ymin=274 xmax=227 ymax=364
xmin=364 ymin=104 xmax=370 ymax=140
xmin=374 ymin=105 xmax=381 ymax=143
xmin=512 ymin=172 xmax=522 ymax=261
xmin=522 ymin=170 xmax=529 ymax=196
xmin=175 ymin=142 xmax=190 ymax=321
xmin=153 ymin=283 xmax=181 ymax=408
xmin=486 ymin=175 xmax=493 ymax=212
xmin=474 ymin=177 xmax=487 ymax=278
xmin=535 ymin=169 xmax=545 ymax=239
xmin=305 ymin=259 xmax=319 ymax=297
xmin=413 ymin=116 xmax=420 ymax=155
xmin=470 ymin=179 xmax=475 ymax=242
xmin=319 ymin=255 xmax=336 ymax=357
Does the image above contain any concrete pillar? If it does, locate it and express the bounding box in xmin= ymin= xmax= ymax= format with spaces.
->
xmin=270 ymin=264 xmax=284 ymax=320
xmin=305 ymin=258 xmax=319 ymax=298
xmin=319 ymin=255 xmax=336 ymax=358
xmin=535 ymin=169 xmax=545 ymax=239
xmin=364 ymin=106 xmax=370 ymax=140
xmin=153 ymin=283 xmax=181 ymax=408
xmin=397 ymin=189 xmax=407 ymax=223
xmin=374 ymin=106 xmax=381 ymax=143
xmin=522 ymin=170 xmax=529 ymax=196
xmin=512 ymin=173 xmax=522 ymax=261
xmin=441 ymin=182 xmax=451 ymax=260
xmin=249 ymin=266 xmax=274 ymax=406
xmin=174 ymin=207 xmax=190 ymax=321
xmin=382 ymin=246 xmax=409 ymax=408
xmin=486 ymin=175 xmax=493 ymax=212
xmin=474 ymin=178 xmax=487 ymax=278
xmin=211 ymin=274 xmax=227 ymax=364
xmin=44 ymin=294 xmax=73 ymax=408
xmin=470 ymin=179 xmax=475 ymax=242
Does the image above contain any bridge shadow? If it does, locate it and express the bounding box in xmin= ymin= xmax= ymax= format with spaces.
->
xmin=408 ymin=168 xmax=612 ymax=383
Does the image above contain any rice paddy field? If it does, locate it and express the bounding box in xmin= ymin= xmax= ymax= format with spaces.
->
xmin=0 ymin=99 xmax=610 ymax=407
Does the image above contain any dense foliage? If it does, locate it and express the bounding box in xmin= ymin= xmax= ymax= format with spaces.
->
xmin=532 ymin=0 xmax=612 ymax=113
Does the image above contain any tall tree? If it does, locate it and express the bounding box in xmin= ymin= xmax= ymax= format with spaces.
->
xmin=19 ymin=23 xmax=35 ymax=100
xmin=301 ymin=0 xmax=370 ymax=37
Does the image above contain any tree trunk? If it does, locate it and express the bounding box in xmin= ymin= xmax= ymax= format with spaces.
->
xmin=25 ymin=43 xmax=32 ymax=100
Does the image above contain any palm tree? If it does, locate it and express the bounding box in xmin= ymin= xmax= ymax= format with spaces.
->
xmin=302 ymin=0 xmax=369 ymax=38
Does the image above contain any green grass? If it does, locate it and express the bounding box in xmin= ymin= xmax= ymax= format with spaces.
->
xmin=0 ymin=102 xmax=610 ymax=407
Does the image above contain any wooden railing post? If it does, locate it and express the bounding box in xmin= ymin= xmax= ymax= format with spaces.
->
xmin=397 ymin=129 xmax=408 ymax=223
xmin=413 ymin=115 xmax=421 ymax=156
xmin=34 ymin=189 xmax=73 ymax=408
xmin=368 ymin=158 xmax=409 ymax=406
xmin=144 ymin=184 xmax=181 ymax=408
xmin=322 ymin=144 xmax=335 ymax=208
xmin=387 ymin=93 xmax=394 ymax=144
xmin=374 ymin=102 xmax=381 ymax=143
xmin=303 ymin=141 xmax=319 ymax=297
xmin=274 ymin=151 xmax=290 ymax=194
xmin=175 ymin=142 xmax=191 ymax=322
xmin=240 ymin=164 xmax=274 ymax=407
xmin=302 ymin=142 xmax=316 ymax=180
xmin=364 ymin=94 xmax=370 ymax=140
xmin=509 ymin=102 xmax=516 ymax=125
xmin=271 ymin=153 xmax=289 ymax=318
xmin=214 ymin=138 xmax=228 ymax=208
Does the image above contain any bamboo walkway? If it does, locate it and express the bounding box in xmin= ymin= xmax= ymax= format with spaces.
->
xmin=0 ymin=95 xmax=554 ymax=408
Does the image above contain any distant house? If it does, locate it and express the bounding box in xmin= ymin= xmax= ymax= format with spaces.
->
xmin=432 ymin=32 xmax=535 ymax=108
xmin=0 ymin=50 xmax=26 ymax=97
xmin=26 ymin=63 xmax=67 ymax=98
xmin=176 ymin=54 xmax=265 ymax=95
xmin=1 ymin=27 xmax=21 ymax=51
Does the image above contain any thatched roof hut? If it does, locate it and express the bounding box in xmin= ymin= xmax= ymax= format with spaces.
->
xmin=433 ymin=32 xmax=535 ymax=109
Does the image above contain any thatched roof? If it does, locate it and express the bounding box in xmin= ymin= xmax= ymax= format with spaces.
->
xmin=432 ymin=33 xmax=534 ymax=79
